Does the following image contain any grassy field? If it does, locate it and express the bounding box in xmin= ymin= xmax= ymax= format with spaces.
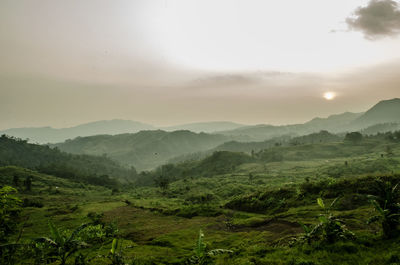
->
xmin=1 ymin=137 xmax=400 ymax=264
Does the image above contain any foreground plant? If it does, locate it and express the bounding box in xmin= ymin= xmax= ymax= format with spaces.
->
xmin=107 ymin=238 xmax=128 ymax=265
xmin=296 ymin=198 xmax=354 ymax=244
xmin=188 ymin=229 xmax=232 ymax=265
xmin=34 ymin=221 xmax=89 ymax=265
xmin=367 ymin=181 xmax=400 ymax=238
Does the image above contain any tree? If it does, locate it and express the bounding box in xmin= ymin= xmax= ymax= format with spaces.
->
xmin=344 ymin=132 xmax=363 ymax=144
xmin=23 ymin=176 xmax=32 ymax=192
xmin=12 ymin=175 xmax=20 ymax=188
xmin=154 ymin=175 xmax=170 ymax=192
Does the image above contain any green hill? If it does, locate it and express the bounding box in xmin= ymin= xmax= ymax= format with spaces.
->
xmin=0 ymin=135 xmax=137 ymax=186
xmin=53 ymin=130 xmax=231 ymax=171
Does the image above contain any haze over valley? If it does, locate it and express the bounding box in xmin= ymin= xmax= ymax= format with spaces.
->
xmin=1 ymin=1 xmax=400 ymax=264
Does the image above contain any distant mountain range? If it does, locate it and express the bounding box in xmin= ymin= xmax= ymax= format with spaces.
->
xmin=0 ymin=120 xmax=244 ymax=144
xmin=2 ymin=98 xmax=400 ymax=144
xmin=217 ymin=98 xmax=400 ymax=141
xmin=0 ymin=120 xmax=155 ymax=144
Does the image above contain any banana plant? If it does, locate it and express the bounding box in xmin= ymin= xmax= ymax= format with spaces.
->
xmin=316 ymin=197 xmax=354 ymax=243
xmin=34 ymin=220 xmax=89 ymax=265
xmin=188 ymin=229 xmax=233 ymax=265
xmin=367 ymin=181 xmax=400 ymax=238
xmin=296 ymin=198 xmax=354 ymax=244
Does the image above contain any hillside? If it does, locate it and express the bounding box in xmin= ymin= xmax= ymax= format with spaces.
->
xmin=4 ymin=130 xmax=400 ymax=264
xmin=212 ymin=131 xmax=341 ymax=154
xmin=0 ymin=119 xmax=155 ymax=144
xmin=304 ymin=112 xmax=363 ymax=132
xmin=54 ymin=130 xmax=231 ymax=171
xmin=0 ymin=135 xmax=137 ymax=185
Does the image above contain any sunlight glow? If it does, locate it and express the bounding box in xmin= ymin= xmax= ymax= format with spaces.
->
xmin=323 ymin=92 xmax=336 ymax=100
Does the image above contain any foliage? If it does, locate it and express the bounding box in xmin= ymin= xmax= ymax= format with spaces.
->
xmin=154 ymin=175 xmax=170 ymax=191
xmin=0 ymin=186 xmax=22 ymax=242
xmin=107 ymin=238 xmax=129 ymax=265
xmin=34 ymin=221 xmax=89 ymax=265
xmin=225 ymin=187 xmax=297 ymax=213
xmin=0 ymin=135 xmax=136 ymax=186
xmin=367 ymin=180 xmax=400 ymax=238
xmin=344 ymin=132 xmax=363 ymax=144
xmin=297 ymin=198 xmax=355 ymax=244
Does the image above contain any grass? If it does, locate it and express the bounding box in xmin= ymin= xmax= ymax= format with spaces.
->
xmin=2 ymin=139 xmax=400 ymax=264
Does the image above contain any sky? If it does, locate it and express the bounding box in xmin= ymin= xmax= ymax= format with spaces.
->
xmin=1 ymin=0 xmax=400 ymax=129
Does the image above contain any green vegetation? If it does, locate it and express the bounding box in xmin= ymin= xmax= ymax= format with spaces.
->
xmin=0 ymin=135 xmax=137 ymax=186
xmin=1 ymin=127 xmax=400 ymax=264
xmin=0 ymin=186 xmax=22 ymax=242
xmin=367 ymin=181 xmax=400 ymax=239
xmin=53 ymin=130 xmax=231 ymax=171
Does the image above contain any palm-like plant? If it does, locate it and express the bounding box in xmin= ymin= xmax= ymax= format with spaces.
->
xmin=34 ymin=221 xmax=89 ymax=265
xmin=188 ymin=229 xmax=232 ymax=265
xmin=367 ymin=181 xmax=400 ymax=238
xmin=297 ymin=198 xmax=354 ymax=244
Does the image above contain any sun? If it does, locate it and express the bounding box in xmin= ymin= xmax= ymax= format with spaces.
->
xmin=323 ymin=92 xmax=336 ymax=100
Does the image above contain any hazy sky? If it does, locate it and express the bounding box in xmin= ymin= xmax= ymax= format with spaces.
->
xmin=1 ymin=0 xmax=400 ymax=129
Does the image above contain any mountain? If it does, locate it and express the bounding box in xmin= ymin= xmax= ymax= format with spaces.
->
xmin=53 ymin=130 xmax=231 ymax=171
xmin=353 ymin=98 xmax=400 ymax=129
xmin=0 ymin=119 xmax=155 ymax=144
xmin=3 ymin=98 xmax=399 ymax=145
xmin=162 ymin=121 xmax=245 ymax=133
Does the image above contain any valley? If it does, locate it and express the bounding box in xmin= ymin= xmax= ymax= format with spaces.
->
xmin=1 ymin=98 xmax=400 ymax=264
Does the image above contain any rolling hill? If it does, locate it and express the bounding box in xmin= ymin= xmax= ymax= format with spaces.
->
xmin=53 ymin=130 xmax=231 ymax=171
xmin=0 ymin=135 xmax=137 ymax=185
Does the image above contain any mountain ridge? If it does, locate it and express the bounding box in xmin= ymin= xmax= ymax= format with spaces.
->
xmin=2 ymin=98 xmax=400 ymax=144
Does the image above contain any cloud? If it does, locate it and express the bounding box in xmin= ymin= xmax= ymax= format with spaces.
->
xmin=188 ymin=71 xmax=307 ymax=90
xmin=346 ymin=0 xmax=400 ymax=39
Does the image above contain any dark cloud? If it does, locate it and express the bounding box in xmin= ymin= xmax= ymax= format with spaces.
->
xmin=346 ymin=0 xmax=400 ymax=39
